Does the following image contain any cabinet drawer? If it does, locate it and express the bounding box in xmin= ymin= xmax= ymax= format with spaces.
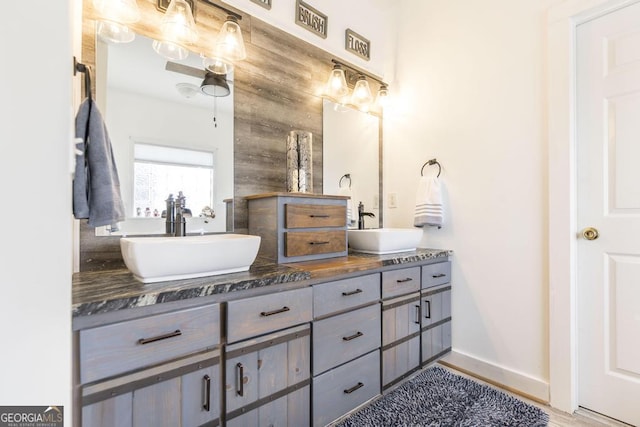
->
xmin=79 ymin=304 xmax=220 ymax=384
xmin=313 ymin=274 xmax=380 ymax=318
xmin=227 ymin=287 xmax=312 ymax=343
xmin=284 ymin=230 xmax=346 ymax=257
xmin=313 ymin=304 xmax=381 ymax=375
xmin=422 ymin=261 xmax=451 ymax=289
xmin=285 ymin=204 xmax=346 ymax=228
xmin=382 ymin=267 xmax=421 ymax=299
xmin=313 ymin=350 xmax=380 ymax=427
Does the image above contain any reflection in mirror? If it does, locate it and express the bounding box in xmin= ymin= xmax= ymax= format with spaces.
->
xmin=322 ymin=99 xmax=381 ymax=228
xmin=94 ymin=33 xmax=234 ymax=236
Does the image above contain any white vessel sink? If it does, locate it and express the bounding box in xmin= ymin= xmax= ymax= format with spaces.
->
xmin=348 ymin=228 xmax=423 ymax=254
xmin=121 ymin=234 xmax=261 ymax=283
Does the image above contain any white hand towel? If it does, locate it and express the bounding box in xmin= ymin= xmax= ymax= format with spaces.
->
xmin=414 ymin=176 xmax=444 ymax=228
xmin=338 ymin=186 xmax=356 ymax=227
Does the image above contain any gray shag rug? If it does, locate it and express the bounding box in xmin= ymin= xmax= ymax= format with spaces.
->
xmin=335 ymin=366 xmax=549 ymax=427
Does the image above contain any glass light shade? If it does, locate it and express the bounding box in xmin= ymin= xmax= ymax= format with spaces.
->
xmin=350 ymin=75 xmax=373 ymax=112
xmin=203 ymin=56 xmax=234 ymax=75
xmin=212 ymin=16 xmax=247 ymax=62
xmin=153 ymin=0 xmax=198 ymax=60
xmin=325 ymin=65 xmax=349 ymax=100
xmin=153 ymin=40 xmax=189 ymax=61
xmin=93 ymin=0 xmax=139 ymax=43
xmin=376 ymin=84 xmax=389 ymax=108
xmin=96 ymin=20 xmax=136 ymax=43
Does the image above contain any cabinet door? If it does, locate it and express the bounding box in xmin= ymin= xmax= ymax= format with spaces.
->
xmin=133 ymin=377 xmax=181 ymax=426
xmin=82 ymin=394 xmax=133 ymax=427
xmin=421 ymin=292 xmax=442 ymax=327
xmin=382 ymin=295 xmax=421 ymax=346
xmin=225 ymin=326 xmax=311 ymax=419
xmin=226 ymin=386 xmax=309 ymax=427
xmin=382 ymin=336 xmax=420 ymax=388
xmin=182 ymin=365 xmax=221 ymax=427
xmin=83 ymin=359 xmax=220 ymax=427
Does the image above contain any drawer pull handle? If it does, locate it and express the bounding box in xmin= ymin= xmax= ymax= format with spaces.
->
xmin=236 ymin=363 xmax=244 ymax=397
xmin=310 ymin=214 xmax=330 ymax=218
xmin=203 ymin=375 xmax=211 ymax=411
xmin=424 ymin=300 xmax=431 ymax=319
xmin=396 ymin=277 xmax=413 ymax=283
xmin=344 ymin=382 xmax=364 ymax=394
xmin=432 ymin=273 xmax=446 ymax=278
xmin=138 ymin=329 xmax=182 ymax=345
xmin=342 ymin=288 xmax=363 ymax=296
xmin=260 ymin=306 xmax=291 ymax=317
xmin=415 ymin=305 xmax=421 ymax=324
xmin=309 ymin=241 xmax=330 ymax=245
xmin=342 ymin=331 xmax=364 ymax=341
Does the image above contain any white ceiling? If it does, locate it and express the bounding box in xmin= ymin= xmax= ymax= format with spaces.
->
xmin=103 ymin=33 xmax=233 ymax=112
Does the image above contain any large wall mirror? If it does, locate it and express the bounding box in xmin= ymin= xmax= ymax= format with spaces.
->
xmin=323 ymin=99 xmax=382 ymax=228
xmin=94 ymin=33 xmax=234 ymax=236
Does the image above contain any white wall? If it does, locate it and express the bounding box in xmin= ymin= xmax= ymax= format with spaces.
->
xmin=0 ymin=0 xmax=73 ymax=421
xmin=224 ymin=0 xmax=394 ymax=76
xmin=385 ymin=0 xmax=550 ymax=398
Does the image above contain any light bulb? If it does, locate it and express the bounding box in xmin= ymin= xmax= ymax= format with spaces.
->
xmin=325 ymin=64 xmax=348 ymax=100
xmin=153 ymin=0 xmax=198 ymax=60
xmin=350 ymin=75 xmax=373 ymax=112
xmin=213 ymin=16 xmax=247 ymax=62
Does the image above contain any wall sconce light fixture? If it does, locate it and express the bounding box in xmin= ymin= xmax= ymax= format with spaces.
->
xmin=350 ymin=75 xmax=373 ymax=112
xmin=324 ymin=59 xmax=389 ymax=113
xmin=93 ymin=0 xmax=140 ymax=43
xmin=325 ymin=63 xmax=349 ymax=100
xmin=200 ymin=3 xmax=247 ymax=75
xmin=153 ymin=0 xmax=199 ymax=61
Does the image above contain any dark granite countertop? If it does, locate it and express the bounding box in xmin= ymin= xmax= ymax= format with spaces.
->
xmin=72 ymin=248 xmax=452 ymax=318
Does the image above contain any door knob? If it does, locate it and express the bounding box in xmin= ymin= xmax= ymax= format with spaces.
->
xmin=581 ymin=227 xmax=599 ymax=240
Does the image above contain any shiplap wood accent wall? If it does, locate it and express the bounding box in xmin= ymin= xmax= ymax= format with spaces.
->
xmin=78 ymin=0 xmax=377 ymax=271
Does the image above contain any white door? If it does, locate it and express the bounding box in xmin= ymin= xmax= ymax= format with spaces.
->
xmin=577 ymin=2 xmax=640 ymax=425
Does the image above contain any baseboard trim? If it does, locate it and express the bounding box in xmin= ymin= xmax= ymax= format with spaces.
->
xmin=439 ymin=350 xmax=550 ymax=404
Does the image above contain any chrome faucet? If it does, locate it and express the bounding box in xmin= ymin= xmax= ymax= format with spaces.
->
xmin=357 ymin=201 xmax=375 ymax=230
xmin=165 ymin=191 xmax=187 ymax=236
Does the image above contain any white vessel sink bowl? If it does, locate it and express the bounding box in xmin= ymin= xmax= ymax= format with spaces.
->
xmin=348 ymin=228 xmax=423 ymax=254
xmin=121 ymin=234 xmax=261 ymax=283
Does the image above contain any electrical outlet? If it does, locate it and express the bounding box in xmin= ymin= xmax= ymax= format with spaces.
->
xmin=388 ymin=193 xmax=398 ymax=208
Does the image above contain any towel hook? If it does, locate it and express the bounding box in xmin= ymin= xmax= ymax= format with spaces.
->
xmin=74 ymin=56 xmax=93 ymax=101
xmin=339 ymin=173 xmax=351 ymax=189
xmin=420 ymin=159 xmax=441 ymax=178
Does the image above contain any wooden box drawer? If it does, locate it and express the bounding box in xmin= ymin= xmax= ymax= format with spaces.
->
xmin=285 ymin=204 xmax=346 ymax=228
xmin=313 ymin=274 xmax=380 ymax=319
xmin=79 ymin=304 xmax=220 ymax=384
xmin=422 ymin=261 xmax=451 ymax=289
xmin=382 ymin=267 xmax=421 ymax=299
xmin=313 ymin=303 xmax=381 ymax=375
xmin=227 ymin=287 xmax=312 ymax=343
xmin=285 ymin=230 xmax=346 ymax=257
xmin=313 ymin=350 xmax=380 ymax=427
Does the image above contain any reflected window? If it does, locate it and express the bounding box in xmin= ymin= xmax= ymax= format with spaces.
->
xmin=133 ymin=143 xmax=214 ymax=217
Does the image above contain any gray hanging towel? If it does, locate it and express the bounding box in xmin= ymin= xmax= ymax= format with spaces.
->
xmin=73 ymin=98 xmax=125 ymax=227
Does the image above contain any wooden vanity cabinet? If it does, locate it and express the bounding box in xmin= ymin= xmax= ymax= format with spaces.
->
xmin=311 ymin=274 xmax=382 ymax=427
xmin=421 ymin=261 xmax=453 ymax=365
xmin=78 ymin=304 xmax=222 ymax=427
xmin=246 ymin=193 xmax=349 ymax=263
xmin=224 ymin=287 xmax=313 ymax=426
